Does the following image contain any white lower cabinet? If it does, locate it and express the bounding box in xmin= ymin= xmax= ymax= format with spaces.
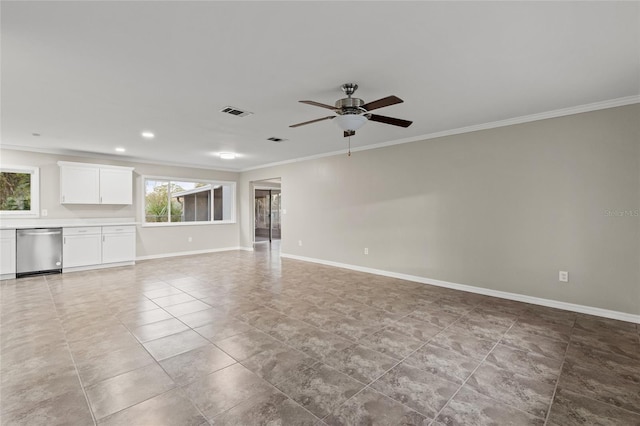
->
xmin=63 ymin=227 xmax=102 ymax=268
xmin=62 ymin=225 xmax=135 ymax=270
xmin=101 ymin=226 xmax=136 ymax=264
xmin=0 ymin=230 xmax=16 ymax=278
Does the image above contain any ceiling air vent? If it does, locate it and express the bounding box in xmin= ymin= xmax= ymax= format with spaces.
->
xmin=220 ymin=106 xmax=253 ymax=117
xmin=267 ymin=137 xmax=287 ymax=143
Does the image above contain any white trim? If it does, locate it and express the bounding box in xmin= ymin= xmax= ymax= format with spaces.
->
xmin=63 ymin=261 xmax=135 ymax=273
xmin=57 ymin=161 xmax=134 ymax=171
xmin=239 ymin=246 xmax=254 ymax=251
xmin=0 ymin=145 xmax=240 ymax=173
xmin=141 ymin=220 xmax=236 ymax=228
xmin=280 ymin=253 xmax=640 ymax=324
xmin=140 ymin=175 xmax=237 ymax=226
xmin=0 ymin=165 xmax=40 ymax=218
xmin=136 ymin=246 xmax=243 ymax=261
xmin=241 ymin=95 xmax=640 ymax=172
xmin=3 ymin=96 xmax=637 ymax=174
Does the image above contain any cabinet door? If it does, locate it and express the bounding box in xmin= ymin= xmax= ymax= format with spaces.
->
xmin=60 ymin=165 xmax=100 ymax=204
xmin=100 ymin=168 xmax=132 ymax=205
xmin=102 ymin=233 xmax=135 ymax=264
xmin=63 ymin=234 xmax=102 ymax=268
xmin=0 ymin=237 xmax=16 ymax=275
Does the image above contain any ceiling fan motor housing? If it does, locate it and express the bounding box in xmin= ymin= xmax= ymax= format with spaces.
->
xmin=335 ymin=97 xmax=366 ymax=115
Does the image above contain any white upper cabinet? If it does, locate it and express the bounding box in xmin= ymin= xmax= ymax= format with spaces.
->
xmin=59 ymin=164 xmax=100 ymax=204
xmin=59 ymin=162 xmax=134 ymax=205
xmin=100 ymin=168 xmax=133 ymax=204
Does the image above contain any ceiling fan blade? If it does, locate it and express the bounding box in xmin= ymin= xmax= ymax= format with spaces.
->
xmin=289 ymin=116 xmax=335 ymax=128
xmin=368 ymin=114 xmax=413 ymax=128
xmin=344 ymin=130 xmax=355 ymax=138
xmin=299 ymin=100 xmax=338 ymax=111
xmin=362 ymin=95 xmax=403 ymax=112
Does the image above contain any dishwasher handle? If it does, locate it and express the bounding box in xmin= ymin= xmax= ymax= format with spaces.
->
xmin=19 ymin=230 xmax=62 ymax=236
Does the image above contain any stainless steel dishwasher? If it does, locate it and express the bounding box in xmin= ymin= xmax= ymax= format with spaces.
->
xmin=16 ymin=228 xmax=63 ymax=277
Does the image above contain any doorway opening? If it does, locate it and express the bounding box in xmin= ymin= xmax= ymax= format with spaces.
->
xmin=254 ymin=179 xmax=281 ymax=244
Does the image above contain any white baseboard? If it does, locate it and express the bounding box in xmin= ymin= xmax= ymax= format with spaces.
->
xmin=280 ymin=253 xmax=640 ymax=324
xmin=137 ymin=247 xmax=244 ymax=261
xmin=239 ymin=246 xmax=255 ymax=251
xmin=63 ymin=261 xmax=135 ymax=273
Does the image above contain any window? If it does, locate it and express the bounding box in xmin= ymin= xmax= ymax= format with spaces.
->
xmin=143 ymin=177 xmax=235 ymax=225
xmin=0 ymin=165 xmax=40 ymax=217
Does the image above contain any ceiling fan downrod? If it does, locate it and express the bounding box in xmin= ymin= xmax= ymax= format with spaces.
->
xmin=336 ymin=83 xmax=366 ymax=114
xmin=341 ymin=83 xmax=358 ymax=97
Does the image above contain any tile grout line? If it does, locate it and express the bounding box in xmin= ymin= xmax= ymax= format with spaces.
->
xmin=51 ymin=277 xmax=209 ymax=423
xmin=439 ymin=308 xmax=576 ymax=424
xmin=130 ymin=281 xmax=320 ymax=424
xmin=191 ymin=294 xmax=438 ymax=421
xmin=317 ymin=302 xmax=487 ymax=422
xmin=114 ymin=285 xmax=214 ymax=425
xmin=43 ymin=274 xmax=98 ymax=426
xmin=30 ymin=255 xmax=630 ymax=424
xmin=428 ymin=315 xmax=522 ymax=424
xmin=432 ymin=309 xmax=577 ymax=423
xmin=542 ymin=316 xmax=576 ymax=426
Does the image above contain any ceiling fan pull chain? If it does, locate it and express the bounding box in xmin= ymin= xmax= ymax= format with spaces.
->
xmin=348 ymin=135 xmax=351 ymax=157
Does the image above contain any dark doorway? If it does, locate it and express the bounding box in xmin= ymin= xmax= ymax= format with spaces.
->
xmin=254 ymin=189 xmax=281 ymax=242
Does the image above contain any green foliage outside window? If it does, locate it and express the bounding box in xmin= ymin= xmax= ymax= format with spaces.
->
xmin=144 ymin=182 xmax=184 ymax=222
xmin=0 ymin=172 xmax=31 ymax=211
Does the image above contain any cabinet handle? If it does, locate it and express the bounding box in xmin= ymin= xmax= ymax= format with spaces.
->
xmin=64 ymin=237 xmax=66 ymax=244
xmin=103 ymin=235 xmax=105 ymax=242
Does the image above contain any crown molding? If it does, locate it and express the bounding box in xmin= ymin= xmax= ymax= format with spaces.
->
xmin=2 ymin=95 xmax=637 ymax=174
xmin=241 ymin=95 xmax=640 ymax=172
xmin=0 ymin=144 xmax=241 ymax=173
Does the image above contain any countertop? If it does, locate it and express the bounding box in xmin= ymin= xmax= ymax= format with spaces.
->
xmin=0 ymin=218 xmax=138 ymax=230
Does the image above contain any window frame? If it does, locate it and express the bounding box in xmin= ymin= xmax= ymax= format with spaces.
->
xmin=141 ymin=175 xmax=236 ymax=227
xmin=0 ymin=165 xmax=40 ymax=218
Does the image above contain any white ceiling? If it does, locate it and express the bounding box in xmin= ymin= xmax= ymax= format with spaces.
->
xmin=2 ymin=1 xmax=638 ymax=171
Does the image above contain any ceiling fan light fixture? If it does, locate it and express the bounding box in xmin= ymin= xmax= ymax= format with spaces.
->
xmin=334 ymin=114 xmax=367 ymax=132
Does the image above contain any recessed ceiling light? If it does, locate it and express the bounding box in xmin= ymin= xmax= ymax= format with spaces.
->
xmin=115 ymin=147 xmax=126 ymax=152
xmin=219 ymin=152 xmax=236 ymax=160
xmin=141 ymin=131 xmax=155 ymax=139
xmin=32 ymin=133 xmax=41 ymax=137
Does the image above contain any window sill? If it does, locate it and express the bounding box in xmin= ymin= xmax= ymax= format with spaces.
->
xmin=141 ymin=220 xmax=236 ymax=228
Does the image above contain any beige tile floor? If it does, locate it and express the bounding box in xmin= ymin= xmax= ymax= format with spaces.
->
xmin=1 ymin=247 xmax=639 ymax=425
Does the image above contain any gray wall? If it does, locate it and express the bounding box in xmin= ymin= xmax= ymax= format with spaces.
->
xmin=0 ymin=150 xmax=240 ymax=258
xmin=241 ymin=105 xmax=640 ymax=314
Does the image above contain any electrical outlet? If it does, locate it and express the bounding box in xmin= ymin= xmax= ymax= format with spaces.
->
xmin=188 ymin=237 xmax=193 ymax=242
xmin=559 ymin=271 xmax=569 ymax=282
xmin=364 ymin=247 xmax=369 ymax=255
xmin=298 ymin=240 xmax=302 ymax=246
xmin=282 ymin=209 xmax=287 ymax=214
xmin=41 ymin=209 xmax=48 ymax=217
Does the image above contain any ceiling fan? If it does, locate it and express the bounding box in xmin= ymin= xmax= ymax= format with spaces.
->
xmin=290 ymin=83 xmax=413 ymax=137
